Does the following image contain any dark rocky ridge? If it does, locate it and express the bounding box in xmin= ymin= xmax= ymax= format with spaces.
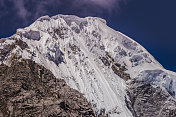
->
xmin=126 ymin=80 xmax=176 ymax=117
xmin=0 ymin=59 xmax=95 ymax=117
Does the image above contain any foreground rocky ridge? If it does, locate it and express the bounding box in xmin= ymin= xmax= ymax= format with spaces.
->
xmin=0 ymin=14 xmax=176 ymax=117
xmin=0 ymin=59 xmax=95 ymax=117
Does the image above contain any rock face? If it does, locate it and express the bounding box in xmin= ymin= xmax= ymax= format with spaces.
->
xmin=0 ymin=14 xmax=176 ymax=117
xmin=126 ymin=80 xmax=176 ymax=117
xmin=0 ymin=59 xmax=95 ymax=117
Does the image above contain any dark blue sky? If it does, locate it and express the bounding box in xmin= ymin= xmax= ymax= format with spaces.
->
xmin=0 ymin=0 xmax=175 ymax=72
xmin=108 ymin=0 xmax=176 ymax=72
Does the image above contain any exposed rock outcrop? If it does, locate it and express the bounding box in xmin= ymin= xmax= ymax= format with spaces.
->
xmin=126 ymin=80 xmax=176 ymax=117
xmin=0 ymin=59 xmax=95 ymax=117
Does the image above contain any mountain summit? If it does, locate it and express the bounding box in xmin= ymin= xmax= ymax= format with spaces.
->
xmin=0 ymin=14 xmax=176 ymax=117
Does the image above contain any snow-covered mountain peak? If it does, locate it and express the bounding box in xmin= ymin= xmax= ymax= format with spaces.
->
xmin=1 ymin=14 xmax=176 ymax=117
xmin=18 ymin=14 xmax=163 ymax=73
xmin=26 ymin=14 xmax=106 ymax=31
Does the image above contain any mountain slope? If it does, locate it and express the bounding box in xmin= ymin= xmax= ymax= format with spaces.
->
xmin=0 ymin=14 xmax=176 ymax=117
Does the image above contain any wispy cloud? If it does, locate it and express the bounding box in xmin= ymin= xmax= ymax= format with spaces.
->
xmin=0 ymin=0 xmax=128 ymax=22
xmin=0 ymin=0 xmax=129 ymax=37
xmin=14 ymin=0 xmax=28 ymax=20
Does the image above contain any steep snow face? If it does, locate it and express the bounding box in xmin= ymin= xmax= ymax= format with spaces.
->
xmin=0 ymin=14 xmax=176 ymax=116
